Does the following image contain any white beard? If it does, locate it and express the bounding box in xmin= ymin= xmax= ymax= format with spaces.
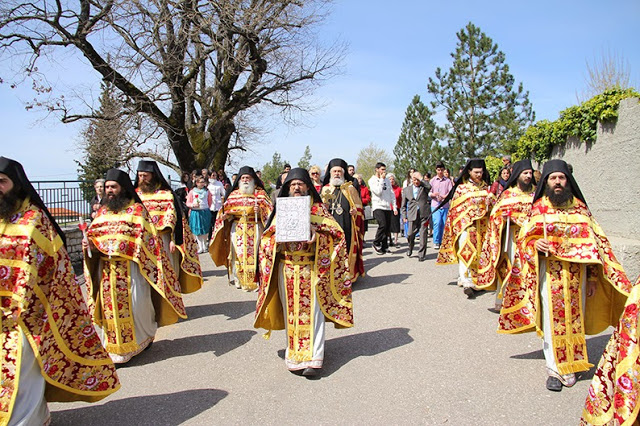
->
xmin=330 ymin=177 xmax=345 ymax=187
xmin=239 ymin=181 xmax=255 ymax=195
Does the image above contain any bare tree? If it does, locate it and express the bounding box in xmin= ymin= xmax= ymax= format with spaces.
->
xmin=0 ymin=0 xmax=345 ymax=172
xmin=578 ymin=49 xmax=633 ymax=102
xmin=356 ymin=142 xmax=393 ymax=181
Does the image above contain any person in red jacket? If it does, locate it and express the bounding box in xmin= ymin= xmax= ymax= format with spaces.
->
xmin=355 ymin=173 xmax=371 ymax=233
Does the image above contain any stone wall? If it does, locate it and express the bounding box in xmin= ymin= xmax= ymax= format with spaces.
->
xmin=62 ymin=226 xmax=85 ymax=274
xmin=551 ymin=97 xmax=640 ymax=281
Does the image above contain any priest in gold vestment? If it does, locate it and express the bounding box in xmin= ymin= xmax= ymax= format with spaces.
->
xmin=210 ymin=166 xmax=272 ymax=292
xmin=255 ymin=168 xmax=353 ymax=376
xmin=134 ymin=160 xmax=202 ymax=294
xmin=477 ymin=159 xmax=536 ymax=311
xmin=581 ymin=275 xmax=640 ymax=425
xmin=436 ymin=158 xmax=495 ymax=298
xmin=84 ymin=169 xmax=187 ymax=363
xmin=0 ymin=157 xmax=119 ymax=426
xmin=498 ymin=160 xmax=630 ymax=392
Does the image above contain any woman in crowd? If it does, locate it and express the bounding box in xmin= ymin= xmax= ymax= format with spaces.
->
xmin=309 ymin=165 xmax=323 ymax=194
xmin=187 ymin=176 xmax=213 ymax=253
xmin=355 ymin=173 xmax=371 ymax=233
xmin=489 ymin=166 xmax=511 ymax=197
xmin=90 ymin=178 xmax=105 ymax=219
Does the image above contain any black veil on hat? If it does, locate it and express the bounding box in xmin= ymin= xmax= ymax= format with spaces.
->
xmin=280 ymin=168 xmax=322 ymax=203
xmin=533 ymin=159 xmax=586 ymax=205
xmin=0 ymin=156 xmax=66 ymax=247
xmin=264 ymin=167 xmax=321 ymax=230
xmin=503 ymin=159 xmax=536 ymax=189
xmin=322 ymin=158 xmax=355 ymax=186
xmin=224 ymin=166 xmax=265 ymax=201
xmin=433 ymin=158 xmax=489 ymax=213
xmin=132 ymin=160 xmax=184 ymax=245
xmin=134 ymin=160 xmax=172 ymax=190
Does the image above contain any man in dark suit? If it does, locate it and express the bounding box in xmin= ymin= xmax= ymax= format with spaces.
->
xmin=401 ymin=171 xmax=432 ymax=261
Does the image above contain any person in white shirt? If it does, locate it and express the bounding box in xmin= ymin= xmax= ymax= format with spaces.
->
xmin=208 ymin=170 xmax=226 ymax=241
xmin=367 ymin=162 xmax=397 ymax=254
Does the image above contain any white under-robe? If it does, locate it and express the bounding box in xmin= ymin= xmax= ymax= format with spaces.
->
xmin=9 ymin=332 xmax=50 ymax=426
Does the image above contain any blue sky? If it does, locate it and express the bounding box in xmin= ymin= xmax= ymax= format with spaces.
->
xmin=1 ymin=0 xmax=639 ymax=180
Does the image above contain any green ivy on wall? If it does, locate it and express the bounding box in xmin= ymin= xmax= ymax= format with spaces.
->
xmin=516 ymin=88 xmax=640 ymax=162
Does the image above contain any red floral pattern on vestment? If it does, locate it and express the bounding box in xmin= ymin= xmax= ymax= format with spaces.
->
xmin=499 ymin=197 xmax=630 ymax=376
xmin=436 ymin=181 xmax=495 ymax=284
xmin=209 ymin=189 xmax=272 ymax=291
xmin=1 ymin=201 xmax=119 ymax=424
xmin=137 ymin=190 xmax=202 ymax=293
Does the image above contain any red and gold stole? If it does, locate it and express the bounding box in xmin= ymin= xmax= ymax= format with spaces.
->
xmin=477 ymin=186 xmax=534 ymax=291
xmin=1 ymin=201 xmax=119 ymax=424
xmin=437 ymin=181 xmax=494 ymax=283
xmin=210 ymin=189 xmax=272 ymax=291
xmin=499 ymin=197 xmax=630 ymax=374
xmin=137 ymin=189 xmax=202 ymax=294
xmin=85 ymin=203 xmax=186 ymax=354
xmin=582 ymin=276 xmax=640 ymax=425
xmin=255 ymin=202 xmax=353 ymax=362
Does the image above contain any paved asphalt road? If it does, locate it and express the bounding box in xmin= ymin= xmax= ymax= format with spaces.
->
xmin=50 ymin=225 xmax=609 ymax=425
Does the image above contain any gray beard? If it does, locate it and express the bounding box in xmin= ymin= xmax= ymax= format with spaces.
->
xmin=239 ymin=181 xmax=255 ymax=195
xmin=330 ymin=177 xmax=345 ymax=187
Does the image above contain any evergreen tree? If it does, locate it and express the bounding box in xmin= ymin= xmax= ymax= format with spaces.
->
xmin=298 ymin=145 xmax=312 ymax=169
xmin=76 ymin=81 xmax=127 ymax=201
xmin=393 ymin=95 xmax=442 ymax=179
xmin=261 ymin=152 xmax=288 ymax=194
xmin=427 ymin=22 xmax=534 ymax=167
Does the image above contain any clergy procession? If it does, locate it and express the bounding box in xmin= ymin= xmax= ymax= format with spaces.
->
xmin=2 ymin=154 xmax=640 ymax=425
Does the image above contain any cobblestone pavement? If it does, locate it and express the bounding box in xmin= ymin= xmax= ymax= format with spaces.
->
xmin=50 ymin=225 xmax=608 ymax=425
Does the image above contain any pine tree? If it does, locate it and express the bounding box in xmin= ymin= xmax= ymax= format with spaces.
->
xmin=76 ymin=81 xmax=127 ymax=201
xmin=427 ymin=22 xmax=534 ymax=166
xmin=297 ymin=145 xmax=312 ymax=170
xmin=261 ymin=151 xmax=288 ymax=194
xmin=393 ymin=95 xmax=442 ymax=179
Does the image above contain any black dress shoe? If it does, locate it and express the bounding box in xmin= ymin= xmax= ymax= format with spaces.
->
xmin=546 ymin=376 xmax=563 ymax=392
xmin=463 ymin=287 xmax=476 ymax=298
xmin=418 ymin=256 xmax=426 ymax=262
xmin=407 ymin=249 xmax=413 ymax=257
xmin=302 ymin=367 xmax=318 ymax=376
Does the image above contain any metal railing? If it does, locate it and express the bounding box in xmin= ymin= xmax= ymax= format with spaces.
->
xmin=31 ymin=180 xmax=94 ymax=226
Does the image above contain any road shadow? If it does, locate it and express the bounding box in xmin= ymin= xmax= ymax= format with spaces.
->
xmin=275 ymin=327 xmax=413 ymax=378
xmin=51 ymin=388 xmax=228 ymax=425
xmin=203 ymin=268 xmax=227 ymax=278
xmin=186 ymin=300 xmax=256 ymax=321
xmin=509 ymin=333 xmax=611 ymax=382
xmin=364 ymin=254 xmax=403 ymax=270
xmin=121 ymin=330 xmax=257 ymax=367
xmin=354 ymin=273 xmax=412 ymax=291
